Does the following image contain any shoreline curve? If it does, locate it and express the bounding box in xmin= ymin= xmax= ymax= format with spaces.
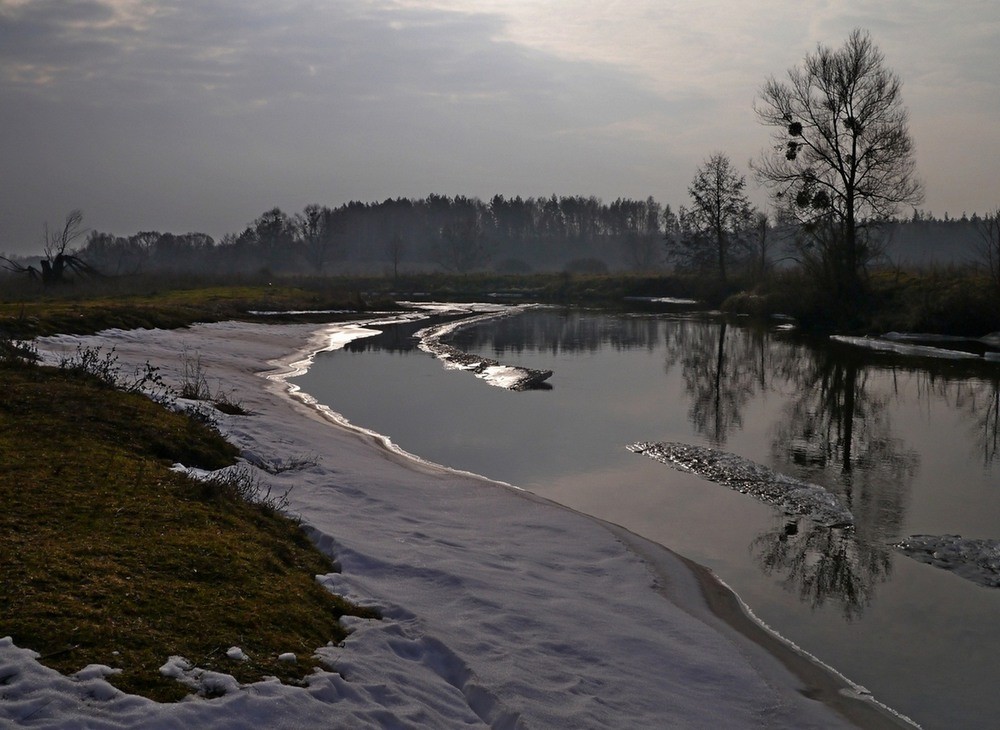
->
xmin=30 ymin=316 xmax=918 ymax=728
xmin=274 ymin=316 xmax=916 ymax=730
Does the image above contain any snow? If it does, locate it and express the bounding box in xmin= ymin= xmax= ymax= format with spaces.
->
xmin=628 ymin=442 xmax=855 ymax=528
xmin=623 ymin=296 xmax=700 ymax=305
xmin=3 ymin=315 xmax=911 ymax=728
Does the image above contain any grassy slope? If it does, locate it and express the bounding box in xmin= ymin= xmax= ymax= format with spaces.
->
xmin=0 ymin=280 xmax=383 ymax=700
xmin=0 ymin=358 xmax=378 ymax=700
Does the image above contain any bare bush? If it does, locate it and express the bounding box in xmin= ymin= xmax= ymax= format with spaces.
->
xmin=199 ymin=463 xmax=293 ymax=512
xmin=58 ymin=344 xmax=169 ymax=402
xmin=179 ymin=349 xmax=249 ymax=415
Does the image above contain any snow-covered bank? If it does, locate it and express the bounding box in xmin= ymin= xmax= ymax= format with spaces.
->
xmin=9 ymin=319 xmax=914 ymax=728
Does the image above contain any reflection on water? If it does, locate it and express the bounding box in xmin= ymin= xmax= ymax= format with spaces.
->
xmin=764 ymin=347 xmax=917 ymax=620
xmin=771 ymin=347 xmax=919 ymax=511
xmin=663 ymin=320 xmax=765 ymax=445
xmin=343 ymin=316 xmax=431 ymax=353
xmin=461 ymin=311 xmax=1000 ymax=617
xmin=451 ymin=309 xmax=667 ymax=354
xmin=296 ymin=309 xmax=1000 ymax=729
xmin=936 ymin=374 xmax=1000 ymax=467
xmin=751 ymin=518 xmax=892 ymax=621
xmin=466 ymin=312 xmax=923 ymax=618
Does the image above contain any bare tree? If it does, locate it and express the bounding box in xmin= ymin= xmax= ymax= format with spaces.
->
xmin=975 ymin=210 xmax=1000 ymax=295
xmin=295 ymin=204 xmax=340 ymax=273
xmin=667 ymin=153 xmax=754 ymax=282
xmin=385 ymin=232 xmax=405 ymax=282
xmin=750 ymin=211 xmax=774 ymax=280
xmin=1 ymin=209 xmax=98 ymax=284
xmin=753 ymin=29 xmax=923 ymax=305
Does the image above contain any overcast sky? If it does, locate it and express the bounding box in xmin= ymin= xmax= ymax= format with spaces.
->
xmin=1 ymin=0 xmax=997 ymax=253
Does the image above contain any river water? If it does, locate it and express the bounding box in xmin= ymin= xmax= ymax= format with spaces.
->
xmin=291 ymin=307 xmax=1000 ymax=729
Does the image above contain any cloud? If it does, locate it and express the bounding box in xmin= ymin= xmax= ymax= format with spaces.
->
xmin=0 ymin=1 xmax=694 ymax=249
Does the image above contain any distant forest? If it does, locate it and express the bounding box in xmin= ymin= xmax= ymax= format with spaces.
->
xmin=5 ymin=195 xmax=990 ymax=278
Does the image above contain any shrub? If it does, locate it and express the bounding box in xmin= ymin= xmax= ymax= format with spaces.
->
xmin=58 ymin=344 xmax=169 ymax=401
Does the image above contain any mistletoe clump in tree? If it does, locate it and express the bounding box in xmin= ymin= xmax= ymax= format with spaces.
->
xmin=753 ymin=29 xmax=923 ymax=311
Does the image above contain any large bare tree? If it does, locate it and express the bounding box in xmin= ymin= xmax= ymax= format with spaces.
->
xmin=753 ymin=29 xmax=923 ymax=305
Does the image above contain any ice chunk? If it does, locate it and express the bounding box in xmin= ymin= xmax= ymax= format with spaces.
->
xmin=628 ymin=442 xmax=854 ymax=527
xmin=895 ymin=534 xmax=1000 ymax=588
xmin=831 ymin=335 xmax=981 ymax=360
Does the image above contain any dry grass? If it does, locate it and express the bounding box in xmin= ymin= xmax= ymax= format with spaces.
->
xmin=0 ymin=357 xmax=377 ymax=701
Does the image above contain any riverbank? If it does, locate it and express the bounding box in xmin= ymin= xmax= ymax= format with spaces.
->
xmin=15 ymin=317 xmax=915 ymax=728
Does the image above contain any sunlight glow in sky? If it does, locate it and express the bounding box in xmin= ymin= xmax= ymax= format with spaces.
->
xmin=1 ymin=0 xmax=997 ymax=252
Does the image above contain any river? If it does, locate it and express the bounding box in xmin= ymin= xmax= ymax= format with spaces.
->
xmin=290 ymin=306 xmax=1000 ymax=729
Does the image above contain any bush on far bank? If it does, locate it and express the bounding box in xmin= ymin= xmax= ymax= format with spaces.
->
xmin=722 ymin=266 xmax=1000 ymax=336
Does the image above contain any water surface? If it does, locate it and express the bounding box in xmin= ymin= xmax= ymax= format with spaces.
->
xmin=292 ymin=309 xmax=1000 ymax=729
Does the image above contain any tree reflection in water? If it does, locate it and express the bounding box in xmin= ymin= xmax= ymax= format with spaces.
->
xmin=934 ymin=374 xmax=1000 ymax=468
xmin=660 ymin=323 xmax=920 ymax=619
xmin=663 ymin=319 xmax=769 ymax=445
xmin=751 ymin=518 xmax=893 ymax=620
xmin=763 ymin=345 xmax=918 ymax=618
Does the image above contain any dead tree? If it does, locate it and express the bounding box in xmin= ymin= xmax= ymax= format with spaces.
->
xmin=1 ymin=209 xmax=100 ymax=284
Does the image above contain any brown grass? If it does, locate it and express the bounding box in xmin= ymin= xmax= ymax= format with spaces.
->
xmin=0 ymin=359 xmax=377 ymax=701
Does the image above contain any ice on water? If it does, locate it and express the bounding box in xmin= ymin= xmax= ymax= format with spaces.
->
xmin=831 ymin=335 xmax=983 ymax=360
xmin=630 ymin=438 xmax=1000 ymax=588
xmin=414 ymin=305 xmax=553 ymax=390
xmin=628 ymin=442 xmax=854 ymax=528
xmin=895 ymin=534 xmax=1000 ymax=588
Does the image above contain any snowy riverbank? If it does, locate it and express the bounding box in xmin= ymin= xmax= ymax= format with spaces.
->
xmin=5 ymin=316 xmax=914 ymax=728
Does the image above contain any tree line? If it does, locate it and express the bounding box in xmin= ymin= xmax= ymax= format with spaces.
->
xmin=9 ymin=193 xmax=990 ymax=285
xmin=24 ymin=195 xmax=669 ymax=279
